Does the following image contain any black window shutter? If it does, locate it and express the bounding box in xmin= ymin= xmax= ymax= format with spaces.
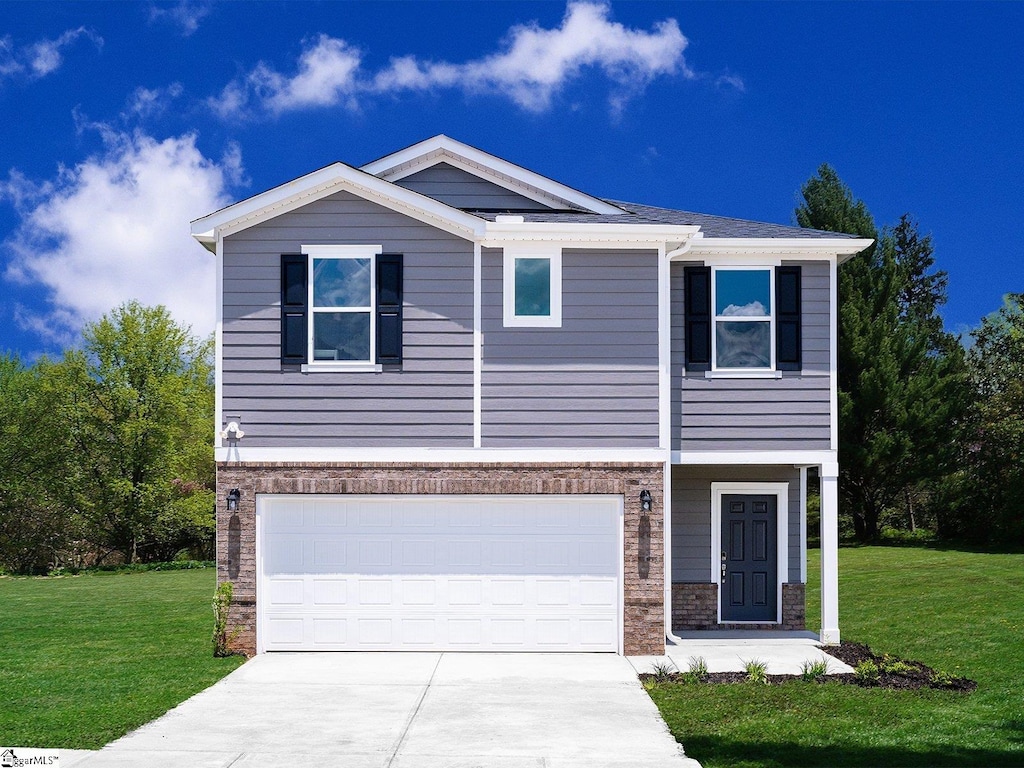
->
xmin=280 ymin=253 xmax=307 ymax=365
xmin=376 ymin=253 xmax=403 ymax=366
xmin=684 ymin=266 xmax=711 ymax=372
xmin=776 ymin=266 xmax=802 ymax=371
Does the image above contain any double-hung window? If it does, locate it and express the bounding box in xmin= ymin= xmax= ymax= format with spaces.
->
xmin=684 ymin=264 xmax=801 ymax=374
xmin=712 ymin=267 xmax=774 ymax=371
xmin=503 ymin=245 xmax=562 ymax=327
xmin=280 ymin=244 xmax=403 ymax=370
xmin=308 ymin=245 xmax=380 ymax=364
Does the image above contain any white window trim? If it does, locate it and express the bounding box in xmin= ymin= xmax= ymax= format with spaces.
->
xmin=711 ymin=265 xmax=776 ymax=374
xmin=502 ymin=244 xmax=562 ymax=328
xmin=710 ymin=482 xmax=789 ymax=625
xmin=303 ymin=244 xmax=382 ymax=370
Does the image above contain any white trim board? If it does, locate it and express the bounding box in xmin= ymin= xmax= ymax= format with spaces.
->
xmin=216 ymin=446 xmax=671 ymax=464
xmin=710 ymin=482 xmax=789 ymax=625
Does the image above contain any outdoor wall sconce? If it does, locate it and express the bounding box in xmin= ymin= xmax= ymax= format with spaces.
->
xmin=220 ymin=421 xmax=245 ymax=441
xmin=639 ymin=490 xmax=652 ymax=515
xmin=226 ymin=488 xmax=241 ymax=512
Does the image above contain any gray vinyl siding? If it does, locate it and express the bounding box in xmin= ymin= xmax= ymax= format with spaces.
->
xmin=394 ymin=162 xmax=552 ymax=210
xmin=672 ymin=260 xmax=832 ymax=452
xmin=671 ymin=465 xmax=802 ymax=583
xmin=221 ymin=189 xmax=474 ymax=447
xmin=481 ymin=248 xmax=659 ymax=447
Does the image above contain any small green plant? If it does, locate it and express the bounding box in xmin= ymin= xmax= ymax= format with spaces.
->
xmin=687 ymin=656 xmax=709 ymax=677
xmin=742 ymin=658 xmax=769 ymax=684
xmin=854 ymin=659 xmax=881 ymax=685
xmin=880 ymin=654 xmax=915 ymax=675
xmin=930 ymin=668 xmax=956 ymax=688
xmin=678 ymin=655 xmax=709 ymax=684
xmin=799 ymin=658 xmax=830 ymax=681
xmin=212 ymin=580 xmax=238 ymax=657
xmin=649 ymin=660 xmax=676 ymax=683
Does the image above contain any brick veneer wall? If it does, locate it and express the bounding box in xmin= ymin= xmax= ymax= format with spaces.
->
xmin=216 ymin=461 xmax=665 ymax=656
xmin=672 ymin=582 xmax=806 ymax=632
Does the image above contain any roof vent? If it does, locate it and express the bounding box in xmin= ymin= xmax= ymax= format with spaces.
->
xmin=494 ymin=214 xmax=525 ymax=223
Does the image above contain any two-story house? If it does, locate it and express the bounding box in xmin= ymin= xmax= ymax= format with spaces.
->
xmin=191 ymin=135 xmax=869 ymax=656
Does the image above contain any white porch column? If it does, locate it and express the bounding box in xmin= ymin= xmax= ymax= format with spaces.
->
xmin=819 ymin=465 xmax=841 ymax=644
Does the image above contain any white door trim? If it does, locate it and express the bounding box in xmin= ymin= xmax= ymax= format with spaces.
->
xmin=710 ymin=482 xmax=789 ymax=625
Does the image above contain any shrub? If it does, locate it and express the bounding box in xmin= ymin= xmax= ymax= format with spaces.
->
xmin=854 ymin=659 xmax=881 ymax=685
xmin=649 ymin=660 xmax=676 ymax=683
xmin=212 ymin=581 xmax=238 ymax=657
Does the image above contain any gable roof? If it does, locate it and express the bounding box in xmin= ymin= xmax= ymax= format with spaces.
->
xmin=191 ymin=135 xmax=872 ymax=258
xmin=361 ymin=135 xmax=626 ymax=216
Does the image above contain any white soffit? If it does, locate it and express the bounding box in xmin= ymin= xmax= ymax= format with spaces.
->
xmin=684 ymin=237 xmax=874 ymax=263
xmin=361 ymin=135 xmax=626 ymax=216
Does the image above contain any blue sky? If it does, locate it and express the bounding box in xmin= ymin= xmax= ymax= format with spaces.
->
xmin=1 ymin=1 xmax=1020 ymax=357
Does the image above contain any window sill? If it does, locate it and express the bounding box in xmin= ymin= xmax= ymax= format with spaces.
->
xmin=301 ymin=363 xmax=383 ymax=373
xmin=704 ymin=370 xmax=784 ymax=379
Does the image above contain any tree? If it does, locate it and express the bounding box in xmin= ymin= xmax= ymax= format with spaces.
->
xmin=946 ymin=294 xmax=1024 ymax=542
xmin=796 ymin=166 xmax=968 ymax=540
xmin=53 ymin=302 xmax=215 ymax=563
xmin=0 ymin=355 xmax=79 ymax=573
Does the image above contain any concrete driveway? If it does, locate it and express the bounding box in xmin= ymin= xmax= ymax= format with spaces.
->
xmin=72 ymin=653 xmax=700 ymax=768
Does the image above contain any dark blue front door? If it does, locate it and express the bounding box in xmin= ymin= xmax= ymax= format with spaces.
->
xmin=721 ymin=494 xmax=777 ymax=622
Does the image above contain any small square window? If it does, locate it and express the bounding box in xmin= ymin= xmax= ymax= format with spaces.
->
xmin=503 ymin=246 xmax=561 ymax=327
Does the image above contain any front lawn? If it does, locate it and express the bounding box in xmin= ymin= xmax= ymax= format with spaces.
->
xmin=0 ymin=568 xmax=245 ymax=749
xmin=648 ymin=546 xmax=1024 ymax=767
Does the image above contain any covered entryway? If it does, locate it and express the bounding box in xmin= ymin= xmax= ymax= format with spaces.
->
xmin=257 ymin=494 xmax=622 ymax=652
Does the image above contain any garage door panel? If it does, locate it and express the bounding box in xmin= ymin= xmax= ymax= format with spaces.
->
xmin=259 ymin=495 xmax=621 ymax=652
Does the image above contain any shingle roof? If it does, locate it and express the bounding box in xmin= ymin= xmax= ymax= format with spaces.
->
xmin=464 ymin=199 xmax=861 ymax=239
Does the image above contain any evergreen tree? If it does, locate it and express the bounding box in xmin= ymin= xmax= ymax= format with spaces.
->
xmin=796 ymin=166 xmax=968 ymax=540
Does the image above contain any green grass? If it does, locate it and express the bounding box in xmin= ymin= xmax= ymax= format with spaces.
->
xmin=649 ymin=546 xmax=1024 ymax=767
xmin=0 ymin=569 xmax=245 ymax=748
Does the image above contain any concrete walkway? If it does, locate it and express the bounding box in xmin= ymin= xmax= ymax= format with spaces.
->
xmin=629 ymin=632 xmax=854 ymax=676
xmin=70 ymin=652 xmax=700 ymax=768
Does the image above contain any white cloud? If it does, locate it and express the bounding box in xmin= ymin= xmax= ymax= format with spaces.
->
xmin=124 ymin=82 xmax=185 ymax=119
xmin=2 ymin=130 xmax=241 ymax=341
xmin=0 ymin=28 xmax=103 ymax=82
xmin=148 ymin=1 xmax=211 ymax=37
xmin=213 ymin=1 xmax=690 ymax=119
xmin=722 ymin=301 xmax=768 ymax=318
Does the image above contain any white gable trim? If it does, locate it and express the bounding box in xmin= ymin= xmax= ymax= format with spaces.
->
xmin=361 ymin=135 xmax=625 ymax=216
xmin=190 ymin=162 xmax=485 ymax=249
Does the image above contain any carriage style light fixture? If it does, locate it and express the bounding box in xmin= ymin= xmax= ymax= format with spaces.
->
xmin=639 ymin=490 xmax=652 ymax=515
xmin=226 ymin=488 xmax=241 ymax=512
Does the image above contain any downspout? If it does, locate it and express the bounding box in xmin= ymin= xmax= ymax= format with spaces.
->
xmin=663 ymin=236 xmax=699 ymax=647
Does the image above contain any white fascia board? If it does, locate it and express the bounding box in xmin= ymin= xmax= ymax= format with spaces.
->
xmin=673 ymin=450 xmax=837 ymax=470
xmin=361 ymin=135 xmax=626 ymax=216
xmin=482 ymin=221 xmax=701 ymax=246
xmin=685 ymin=237 xmax=873 ymax=261
xmin=215 ymin=446 xmax=670 ymax=464
xmin=190 ymin=162 xmax=485 ymax=246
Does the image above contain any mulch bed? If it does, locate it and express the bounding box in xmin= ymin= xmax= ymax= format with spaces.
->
xmin=639 ymin=640 xmax=977 ymax=692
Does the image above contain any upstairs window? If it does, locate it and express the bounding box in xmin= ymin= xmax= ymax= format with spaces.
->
xmin=713 ymin=268 xmax=773 ymax=370
xmin=281 ymin=245 xmax=403 ymax=370
xmin=503 ymin=245 xmax=562 ymax=327
xmin=684 ymin=264 xmax=801 ymax=374
xmin=309 ymin=245 xmax=379 ymax=363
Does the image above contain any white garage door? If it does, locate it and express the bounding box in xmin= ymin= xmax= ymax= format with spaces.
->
xmin=258 ymin=494 xmax=622 ymax=652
